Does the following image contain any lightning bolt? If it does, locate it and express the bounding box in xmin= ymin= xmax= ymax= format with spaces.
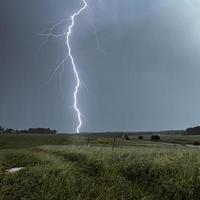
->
xmin=66 ymin=0 xmax=88 ymax=133
xmin=39 ymin=0 xmax=88 ymax=133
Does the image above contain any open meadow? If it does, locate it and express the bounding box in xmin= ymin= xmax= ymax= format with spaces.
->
xmin=1 ymin=134 xmax=200 ymax=200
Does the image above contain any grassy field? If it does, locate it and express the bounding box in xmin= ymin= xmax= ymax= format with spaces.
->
xmin=1 ymin=134 xmax=200 ymax=200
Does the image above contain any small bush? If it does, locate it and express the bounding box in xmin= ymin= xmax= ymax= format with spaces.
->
xmin=123 ymin=135 xmax=130 ymax=140
xmin=151 ymin=135 xmax=160 ymax=141
xmin=138 ymin=136 xmax=144 ymax=140
xmin=193 ymin=141 xmax=200 ymax=145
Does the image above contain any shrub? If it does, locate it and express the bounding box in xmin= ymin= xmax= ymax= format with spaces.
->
xmin=138 ymin=136 xmax=144 ymax=140
xmin=193 ymin=141 xmax=200 ymax=146
xmin=123 ymin=135 xmax=130 ymax=140
xmin=151 ymin=135 xmax=160 ymax=141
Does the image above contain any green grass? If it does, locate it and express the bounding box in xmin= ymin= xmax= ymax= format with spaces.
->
xmin=0 ymin=134 xmax=71 ymax=149
xmin=1 ymin=134 xmax=200 ymax=199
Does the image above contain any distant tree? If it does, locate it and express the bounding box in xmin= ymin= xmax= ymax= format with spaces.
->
xmin=5 ymin=128 xmax=15 ymax=134
xmin=138 ymin=136 xmax=143 ymax=140
xmin=186 ymin=126 xmax=200 ymax=135
xmin=20 ymin=129 xmax=28 ymax=133
xmin=28 ymin=128 xmax=57 ymax=134
xmin=151 ymin=135 xmax=160 ymax=141
xmin=0 ymin=126 xmax=4 ymax=133
xmin=15 ymin=129 xmax=20 ymax=134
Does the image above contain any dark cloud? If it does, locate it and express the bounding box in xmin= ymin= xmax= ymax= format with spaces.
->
xmin=0 ymin=0 xmax=200 ymax=132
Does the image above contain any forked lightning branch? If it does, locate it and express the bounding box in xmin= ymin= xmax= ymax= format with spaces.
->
xmin=41 ymin=0 xmax=88 ymax=133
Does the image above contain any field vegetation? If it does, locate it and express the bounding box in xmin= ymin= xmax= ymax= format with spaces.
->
xmin=0 ymin=134 xmax=200 ymax=199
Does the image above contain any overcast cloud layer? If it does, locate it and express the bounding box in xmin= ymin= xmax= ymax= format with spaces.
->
xmin=0 ymin=0 xmax=200 ymax=132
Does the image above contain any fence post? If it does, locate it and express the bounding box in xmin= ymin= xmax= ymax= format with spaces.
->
xmin=112 ymin=136 xmax=116 ymax=150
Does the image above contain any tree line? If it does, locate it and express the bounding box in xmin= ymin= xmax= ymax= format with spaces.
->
xmin=0 ymin=126 xmax=57 ymax=134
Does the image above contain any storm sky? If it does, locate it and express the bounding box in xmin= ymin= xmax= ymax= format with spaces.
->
xmin=0 ymin=0 xmax=200 ymax=132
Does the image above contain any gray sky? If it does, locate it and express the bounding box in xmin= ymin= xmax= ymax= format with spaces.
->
xmin=0 ymin=0 xmax=200 ymax=132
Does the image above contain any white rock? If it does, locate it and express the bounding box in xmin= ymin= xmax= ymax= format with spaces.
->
xmin=6 ymin=167 xmax=24 ymax=174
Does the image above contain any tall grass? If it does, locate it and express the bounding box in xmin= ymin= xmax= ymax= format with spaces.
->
xmin=0 ymin=144 xmax=200 ymax=199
